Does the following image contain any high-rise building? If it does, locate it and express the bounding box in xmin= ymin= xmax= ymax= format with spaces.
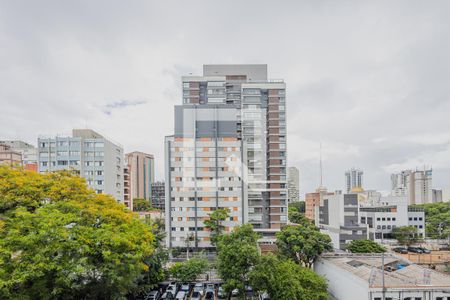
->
xmin=345 ymin=168 xmax=363 ymax=193
xmin=391 ymin=168 xmax=433 ymax=204
xmin=0 ymin=144 xmax=22 ymax=168
xmin=124 ymin=151 xmax=154 ymax=210
xmin=38 ymin=129 xmax=124 ymax=202
xmin=0 ymin=140 xmax=38 ymax=171
xmin=287 ymin=166 xmax=300 ymax=203
xmin=165 ymin=64 xmax=287 ymax=248
xmin=151 ymin=181 xmax=165 ymax=211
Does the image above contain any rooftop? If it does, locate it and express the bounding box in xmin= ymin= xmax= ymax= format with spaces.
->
xmin=319 ymin=253 xmax=450 ymax=289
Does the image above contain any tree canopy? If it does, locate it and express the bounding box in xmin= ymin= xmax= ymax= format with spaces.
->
xmin=392 ymin=225 xmax=420 ymax=246
xmin=276 ymin=224 xmax=332 ymax=268
xmin=169 ymin=257 xmax=209 ymax=283
xmin=249 ymin=254 xmax=328 ymax=300
xmin=133 ymin=198 xmax=153 ymax=212
xmin=216 ymin=224 xmax=260 ymax=297
xmin=289 ymin=201 xmax=305 ymax=214
xmin=0 ymin=166 xmax=157 ymax=299
xmin=203 ymin=208 xmax=230 ymax=246
xmin=346 ymin=239 xmax=386 ymax=253
xmin=411 ymin=202 xmax=450 ymax=239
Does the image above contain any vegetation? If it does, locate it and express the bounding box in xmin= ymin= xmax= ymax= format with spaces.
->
xmin=133 ymin=198 xmax=153 ymax=211
xmin=392 ymin=225 xmax=421 ymax=245
xmin=288 ymin=201 xmax=308 ymax=224
xmin=276 ymin=224 xmax=332 ymax=268
xmin=169 ymin=257 xmax=209 ymax=282
xmin=216 ymin=224 xmax=260 ymax=298
xmin=289 ymin=201 xmax=306 ymax=213
xmin=203 ymin=208 xmax=230 ymax=246
xmin=250 ymin=254 xmax=328 ymax=300
xmin=411 ymin=202 xmax=450 ymax=239
xmin=0 ymin=166 xmax=158 ymax=299
xmin=347 ymin=239 xmax=386 ymax=253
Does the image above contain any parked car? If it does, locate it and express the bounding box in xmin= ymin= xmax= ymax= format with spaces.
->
xmin=179 ymin=283 xmax=191 ymax=294
xmin=417 ymin=247 xmax=431 ymax=254
xmin=145 ymin=290 xmax=161 ymax=300
xmin=190 ymin=290 xmax=203 ymax=300
xmin=206 ymin=283 xmax=215 ymax=291
xmin=392 ymin=247 xmax=408 ymax=254
xmin=217 ymin=286 xmax=226 ymax=299
xmin=166 ymin=283 xmax=179 ymax=295
xmin=204 ymin=290 xmax=215 ymax=300
xmin=175 ymin=291 xmax=187 ymax=300
xmin=407 ymin=247 xmax=423 ymax=253
xmin=161 ymin=291 xmax=175 ymax=300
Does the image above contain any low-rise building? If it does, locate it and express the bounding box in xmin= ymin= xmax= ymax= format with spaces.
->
xmin=316 ymin=193 xmax=368 ymax=250
xmin=0 ymin=144 xmax=22 ymax=167
xmin=0 ymin=140 xmax=37 ymax=170
xmin=315 ymin=253 xmax=450 ymax=300
xmin=359 ymin=196 xmax=426 ymax=240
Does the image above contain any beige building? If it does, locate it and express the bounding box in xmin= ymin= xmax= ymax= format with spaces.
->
xmin=0 ymin=144 xmax=22 ymax=168
xmin=124 ymin=152 xmax=154 ymax=210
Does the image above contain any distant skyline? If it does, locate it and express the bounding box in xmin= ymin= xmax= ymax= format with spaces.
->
xmin=1 ymin=1 xmax=450 ymax=194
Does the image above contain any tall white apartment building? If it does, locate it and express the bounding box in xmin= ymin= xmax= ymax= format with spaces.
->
xmin=38 ymin=129 xmax=124 ymax=202
xmin=391 ymin=168 xmax=433 ymax=204
xmin=345 ymin=168 xmax=363 ymax=193
xmin=165 ymin=64 xmax=288 ymax=248
xmin=287 ymin=166 xmax=300 ymax=203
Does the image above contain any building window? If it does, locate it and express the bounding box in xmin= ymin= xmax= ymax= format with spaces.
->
xmin=57 ymin=160 xmax=68 ymax=166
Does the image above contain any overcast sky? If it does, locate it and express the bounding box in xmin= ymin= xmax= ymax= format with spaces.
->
xmin=1 ymin=0 xmax=450 ymax=196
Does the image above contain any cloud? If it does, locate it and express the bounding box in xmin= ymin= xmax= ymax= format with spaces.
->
xmin=102 ymin=99 xmax=147 ymax=115
xmin=1 ymin=0 xmax=450 ymax=195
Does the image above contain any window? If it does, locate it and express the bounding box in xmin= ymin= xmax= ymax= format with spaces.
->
xmin=70 ymin=160 xmax=80 ymax=166
xmin=414 ymin=217 xmax=417 ymax=221
xmin=57 ymin=151 xmax=68 ymax=156
xmin=96 ymin=190 xmax=102 ymax=194
xmin=40 ymin=161 xmax=48 ymax=167
xmin=69 ymin=151 xmax=80 ymax=156
xmin=97 ymin=171 xmax=103 ymax=176
xmin=57 ymin=160 xmax=68 ymax=166
xmin=96 ymin=180 xmax=103 ymax=185
xmin=95 ymin=142 xmax=104 ymax=147
xmin=377 ymin=218 xmax=381 ymax=221
xmin=70 ymin=141 xmax=80 ymax=147
xmin=57 ymin=141 xmax=68 ymax=147
xmin=392 ymin=217 xmax=396 ymax=221
xmin=94 ymin=161 xmax=104 ymax=166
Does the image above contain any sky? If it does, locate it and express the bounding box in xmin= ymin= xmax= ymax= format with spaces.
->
xmin=1 ymin=0 xmax=450 ymax=197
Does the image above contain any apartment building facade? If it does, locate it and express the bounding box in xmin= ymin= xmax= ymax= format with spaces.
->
xmin=165 ymin=64 xmax=288 ymax=248
xmin=0 ymin=144 xmax=22 ymax=167
xmin=391 ymin=169 xmax=433 ymax=204
xmin=124 ymin=151 xmax=154 ymax=210
xmin=287 ymin=166 xmax=300 ymax=203
xmin=345 ymin=168 xmax=364 ymax=193
xmin=38 ymin=129 xmax=124 ymax=202
xmin=151 ymin=181 xmax=165 ymax=211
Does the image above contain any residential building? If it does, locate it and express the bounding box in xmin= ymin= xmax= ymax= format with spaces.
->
xmin=287 ymin=166 xmax=300 ymax=203
xmin=38 ymin=129 xmax=124 ymax=202
xmin=315 ymin=253 xmax=450 ymax=300
xmin=305 ymin=187 xmax=331 ymax=221
xmin=124 ymin=151 xmax=154 ymax=210
xmin=345 ymin=168 xmax=363 ymax=193
xmin=0 ymin=140 xmax=38 ymax=170
xmin=0 ymin=144 xmax=22 ymax=167
xmin=151 ymin=181 xmax=165 ymax=211
xmin=391 ymin=168 xmax=433 ymax=204
xmin=443 ymin=188 xmax=450 ymax=202
xmin=165 ymin=64 xmax=288 ymax=248
xmin=124 ymin=164 xmax=131 ymax=208
xmin=359 ymin=196 xmax=426 ymax=240
xmin=432 ymin=188 xmax=442 ymax=203
xmin=316 ymin=192 xmax=367 ymax=250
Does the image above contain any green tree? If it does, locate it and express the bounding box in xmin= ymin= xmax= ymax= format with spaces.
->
xmin=392 ymin=226 xmax=420 ymax=246
xmin=133 ymin=198 xmax=153 ymax=212
xmin=289 ymin=210 xmax=311 ymax=225
xmin=276 ymin=224 xmax=332 ymax=268
xmin=203 ymin=208 xmax=230 ymax=246
xmin=289 ymin=201 xmax=306 ymax=213
xmin=347 ymin=239 xmax=386 ymax=253
xmin=169 ymin=257 xmax=209 ymax=283
xmin=216 ymin=224 xmax=261 ymax=298
xmin=411 ymin=202 xmax=450 ymax=239
xmin=250 ymin=254 xmax=328 ymax=300
xmin=0 ymin=166 xmax=157 ymax=299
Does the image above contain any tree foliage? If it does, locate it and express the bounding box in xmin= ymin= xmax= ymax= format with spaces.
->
xmin=347 ymin=239 xmax=386 ymax=253
xmin=133 ymin=198 xmax=153 ymax=212
xmin=289 ymin=201 xmax=305 ymax=213
xmin=392 ymin=225 xmax=420 ymax=246
xmin=276 ymin=224 xmax=332 ymax=268
xmin=216 ymin=224 xmax=260 ymax=297
xmin=250 ymin=254 xmax=328 ymax=300
xmin=203 ymin=208 xmax=230 ymax=246
xmin=411 ymin=202 xmax=450 ymax=239
xmin=0 ymin=166 xmax=157 ymax=299
xmin=169 ymin=257 xmax=208 ymax=283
